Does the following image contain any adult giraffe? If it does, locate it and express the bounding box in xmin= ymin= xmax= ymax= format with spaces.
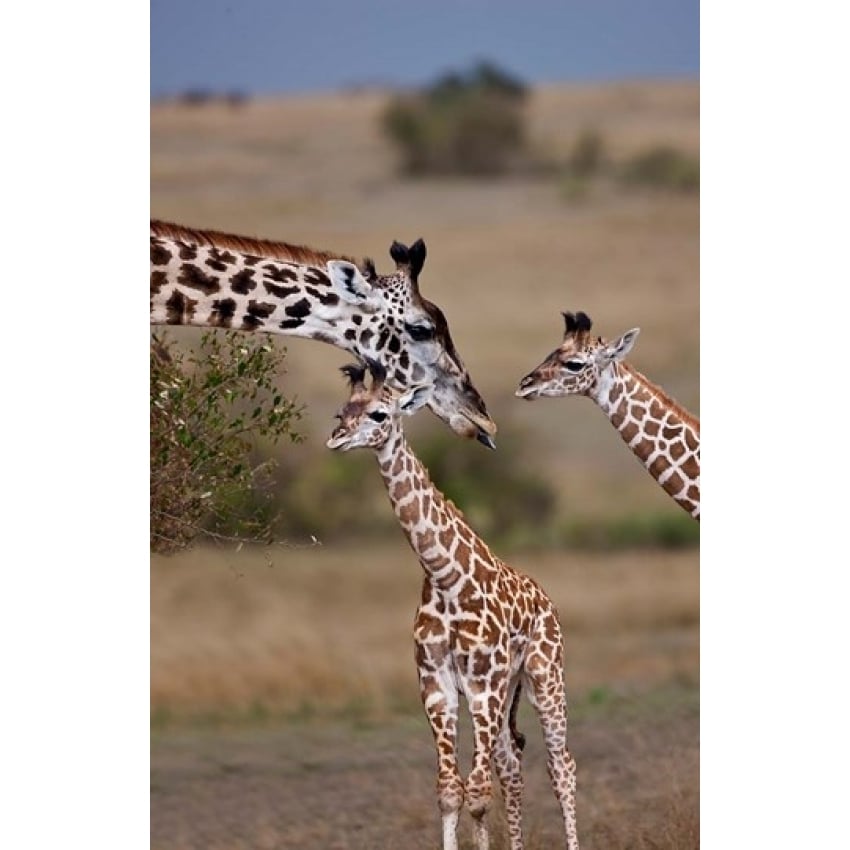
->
xmin=517 ymin=311 xmax=700 ymax=519
xmin=150 ymin=219 xmax=496 ymax=445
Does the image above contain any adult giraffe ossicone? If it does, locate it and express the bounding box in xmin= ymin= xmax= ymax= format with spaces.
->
xmin=327 ymin=361 xmax=580 ymax=850
xmin=150 ymin=219 xmax=496 ymax=446
xmin=516 ymin=311 xmax=700 ymax=519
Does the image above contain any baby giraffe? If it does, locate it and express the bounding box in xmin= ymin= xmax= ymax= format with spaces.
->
xmin=327 ymin=361 xmax=579 ymax=850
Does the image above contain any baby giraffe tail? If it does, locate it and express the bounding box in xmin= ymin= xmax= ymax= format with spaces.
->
xmin=509 ymin=682 xmax=526 ymax=751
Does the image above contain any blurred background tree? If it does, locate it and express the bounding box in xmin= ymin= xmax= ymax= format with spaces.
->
xmin=382 ymin=60 xmax=529 ymax=176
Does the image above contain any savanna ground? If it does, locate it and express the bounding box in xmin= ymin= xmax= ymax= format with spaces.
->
xmin=151 ymin=79 xmax=699 ymax=848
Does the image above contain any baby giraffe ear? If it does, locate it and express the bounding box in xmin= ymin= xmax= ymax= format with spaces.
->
xmin=396 ymin=384 xmax=432 ymax=415
xmin=327 ymin=260 xmax=377 ymax=305
xmin=597 ymin=327 xmax=640 ymax=365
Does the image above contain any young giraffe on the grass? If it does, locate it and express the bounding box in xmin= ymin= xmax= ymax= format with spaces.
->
xmin=516 ymin=311 xmax=700 ymax=519
xmin=327 ymin=362 xmax=579 ymax=850
xmin=150 ymin=219 xmax=496 ymax=444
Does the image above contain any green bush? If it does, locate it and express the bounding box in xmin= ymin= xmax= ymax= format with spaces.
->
xmin=381 ymin=61 xmax=528 ymax=176
xmin=620 ymin=145 xmax=700 ymax=192
xmin=150 ymin=332 xmax=303 ymax=552
xmin=560 ymin=512 xmax=700 ymax=550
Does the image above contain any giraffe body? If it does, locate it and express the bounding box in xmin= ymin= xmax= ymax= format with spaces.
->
xmin=327 ymin=363 xmax=579 ymax=850
xmin=150 ymin=219 xmax=496 ymax=443
xmin=517 ymin=311 xmax=700 ymax=519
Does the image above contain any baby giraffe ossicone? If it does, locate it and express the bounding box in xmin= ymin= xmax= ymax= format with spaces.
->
xmin=326 ymin=361 xmax=579 ymax=850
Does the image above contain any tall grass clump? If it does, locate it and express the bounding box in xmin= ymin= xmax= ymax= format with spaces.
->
xmin=381 ymin=60 xmax=529 ymax=176
xmin=620 ymin=144 xmax=700 ymax=192
xmin=149 ymin=332 xmax=303 ymax=553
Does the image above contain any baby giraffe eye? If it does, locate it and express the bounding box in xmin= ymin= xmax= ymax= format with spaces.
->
xmin=564 ymin=360 xmax=584 ymax=373
xmin=368 ymin=411 xmax=388 ymax=423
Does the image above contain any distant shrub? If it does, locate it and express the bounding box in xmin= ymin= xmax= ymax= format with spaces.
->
xmin=177 ymin=89 xmax=216 ymax=107
xmin=568 ymin=129 xmax=607 ymax=178
xmin=174 ymin=89 xmax=250 ymax=108
xmin=224 ymin=90 xmax=250 ymax=108
xmin=150 ymin=332 xmax=303 ymax=553
xmin=559 ymin=174 xmax=592 ymax=204
xmin=620 ymin=145 xmax=700 ymax=192
xmin=381 ymin=61 xmax=528 ymax=176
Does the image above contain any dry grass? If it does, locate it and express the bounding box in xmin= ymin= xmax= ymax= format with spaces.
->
xmin=152 ymin=705 xmax=698 ymax=849
xmin=151 ymin=543 xmax=697 ymax=720
xmin=152 ymin=541 xmax=699 ymax=847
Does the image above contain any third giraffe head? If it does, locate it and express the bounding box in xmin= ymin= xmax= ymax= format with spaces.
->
xmin=516 ymin=311 xmax=640 ymax=400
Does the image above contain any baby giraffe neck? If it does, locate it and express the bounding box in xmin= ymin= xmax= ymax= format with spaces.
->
xmin=375 ymin=433 xmax=483 ymax=586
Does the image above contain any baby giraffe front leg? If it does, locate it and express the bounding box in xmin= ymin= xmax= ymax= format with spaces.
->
xmin=417 ymin=654 xmax=464 ymax=850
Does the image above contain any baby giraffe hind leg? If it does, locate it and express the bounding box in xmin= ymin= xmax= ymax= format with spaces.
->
xmin=524 ymin=615 xmax=580 ymax=850
xmin=464 ymin=672 xmax=511 ymax=850
xmin=492 ymin=678 xmax=526 ymax=850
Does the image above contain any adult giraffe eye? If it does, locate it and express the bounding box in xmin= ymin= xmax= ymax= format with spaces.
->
xmin=404 ymin=322 xmax=434 ymax=342
xmin=564 ymin=360 xmax=584 ymax=373
xmin=368 ymin=411 xmax=388 ymax=423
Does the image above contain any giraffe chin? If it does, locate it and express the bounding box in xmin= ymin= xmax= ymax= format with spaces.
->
xmin=325 ymin=436 xmax=352 ymax=451
xmin=451 ymin=414 xmax=497 ymax=448
xmin=515 ymin=385 xmax=541 ymax=400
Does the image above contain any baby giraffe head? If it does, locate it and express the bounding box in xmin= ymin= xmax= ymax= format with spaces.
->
xmin=326 ymin=359 xmax=431 ymax=452
xmin=516 ymin=310 xmax=640 ymax=400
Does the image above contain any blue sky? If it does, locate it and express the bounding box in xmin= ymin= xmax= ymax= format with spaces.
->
xmin=150 ymin=0 xmax=699 ymax=96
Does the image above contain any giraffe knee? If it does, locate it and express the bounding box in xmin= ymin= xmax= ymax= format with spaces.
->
xmin=437 ymin=776 xmax=464 ymax=815
xmin=465 ymin=773 xmax=494 ymax=819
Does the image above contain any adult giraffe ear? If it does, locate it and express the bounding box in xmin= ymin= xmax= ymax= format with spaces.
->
xmin=390 ymin=239 xmax=426 ymax=289
xmin=327 ymin=260 xmax=380 ymax=307
xmin=597 ymin=327 xmax=640 ymax=365
xmin=407 ymin=239 xmax=427 ymax=281
xmin=396 ymin=384 xmax=432 ymax=416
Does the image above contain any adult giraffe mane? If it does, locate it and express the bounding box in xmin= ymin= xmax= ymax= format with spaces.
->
xmin=150 ymin=219 xmax=357 ymax=267
xmin=618 ymin=362 xmax=701 ymax=432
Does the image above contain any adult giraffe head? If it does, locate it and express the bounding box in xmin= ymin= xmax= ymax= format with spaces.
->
xmin=515 ymin=310 xmax=640 ymax=400
xmin=150 ymin=220 xmax=496 ymax=446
